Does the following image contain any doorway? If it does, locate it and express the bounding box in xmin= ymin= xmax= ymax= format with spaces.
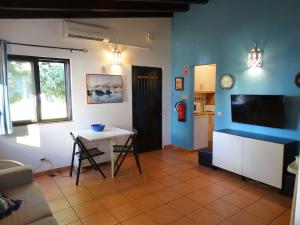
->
xmin=193 ymin=64 xmax=216 ymax=150
xmin=132 ymin=66 xmax=162 ymax=152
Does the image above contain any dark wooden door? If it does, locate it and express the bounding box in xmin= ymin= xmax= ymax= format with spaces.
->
xmin=132 ymin=66 xmax=162 ymax=152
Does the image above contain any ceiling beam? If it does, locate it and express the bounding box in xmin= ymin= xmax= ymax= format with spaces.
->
xmin=0 ymin=1 xmax=189 ymax=12
xmin=113 ymin=0 xmax=209 ymax=4
xmin=0 ymin=9 xmax=173 ymax=19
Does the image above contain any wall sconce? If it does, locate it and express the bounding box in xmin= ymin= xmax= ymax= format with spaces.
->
xmin=111 ymin=46 xmax=121 ymax=65
xmin=247 ymin=43 xmax=263 ymax=67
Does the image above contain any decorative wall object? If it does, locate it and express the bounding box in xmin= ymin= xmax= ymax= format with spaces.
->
xmin=247 ymin=43 xmax=263 ymax=67
xmin=175 ymin=77 xmax=184 ymax=90
xmin=295 ymin=72 xmax=300 ymax=88
xmin=86 ymin=74 xmax=123 ymax=104
xmin=111 ymin=47 xmax=121 ymax=65
xmin=219 ymin=74 xmax=234 ymax=89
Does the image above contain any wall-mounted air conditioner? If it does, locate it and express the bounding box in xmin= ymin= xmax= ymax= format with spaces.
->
xmin=63 ymin=20 xmax=110 ymax=43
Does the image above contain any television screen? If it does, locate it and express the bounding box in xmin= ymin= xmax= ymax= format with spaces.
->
xmin=231 ymin=95 xmax=285 ymax=128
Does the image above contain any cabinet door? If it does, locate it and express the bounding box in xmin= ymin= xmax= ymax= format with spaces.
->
xmin=194 ymin=67 xmax=201 ymax=92
xmin=194 ymin=116 xmax=209 ymax=150
xmin=213 ymin=132 xmax=243 ymax=175
xmin=242 ymin=138 xmax=284 ymax=188
xmin=200 ymin=65 xmax=216 ymax=92
xmin=195 ymin=65 xmax=216 ymax=92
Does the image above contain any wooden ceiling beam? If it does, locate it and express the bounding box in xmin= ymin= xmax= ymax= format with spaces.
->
xmin=0 ymin=1 xmax=189 ymax=12
xmin=113 ymin=0 xmax=209 ymax=4
xmin=0 ymin=9 xmax=173 ymax=19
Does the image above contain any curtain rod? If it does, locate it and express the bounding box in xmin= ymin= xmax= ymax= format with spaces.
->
xmin=7 ymin=41 xmax=88 ymax=53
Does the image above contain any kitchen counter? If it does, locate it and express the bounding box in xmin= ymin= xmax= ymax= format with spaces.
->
xmin=194 ymin=111 xmax=214 ymax=116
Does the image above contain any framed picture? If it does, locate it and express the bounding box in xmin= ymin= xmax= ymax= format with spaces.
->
xmin=86 ymin=74 xmax=123 ymax=104
xmin=175 ymin=77 xmax=184 ymax=91
xmin=295 ymin=72 xmax=300 ymax=88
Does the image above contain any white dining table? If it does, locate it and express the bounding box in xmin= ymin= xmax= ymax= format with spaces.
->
xmin=72 ymin=127 xmax=133 ymax=178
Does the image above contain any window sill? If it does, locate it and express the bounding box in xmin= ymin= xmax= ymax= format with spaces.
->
xmin=13 ymin=119 xmax=74 ymax=127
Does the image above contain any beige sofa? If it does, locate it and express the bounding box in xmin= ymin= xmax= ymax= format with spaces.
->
xmin=0 ymin=160 xmax=58 ymax=225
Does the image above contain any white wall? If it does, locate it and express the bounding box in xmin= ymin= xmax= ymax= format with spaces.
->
xmin=0 ymin=18 xmax=171 ymax=172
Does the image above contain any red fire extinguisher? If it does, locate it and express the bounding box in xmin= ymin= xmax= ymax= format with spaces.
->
xmin=175 ymin=100 xmax=186 ymax=122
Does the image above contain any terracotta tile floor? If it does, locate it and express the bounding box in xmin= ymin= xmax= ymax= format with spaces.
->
xmin=35 ymin=148 xmax=292 ymax=225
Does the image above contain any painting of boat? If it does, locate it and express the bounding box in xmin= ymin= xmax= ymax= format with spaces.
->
xmin=86 ymin=74 xmax=123 ymax=104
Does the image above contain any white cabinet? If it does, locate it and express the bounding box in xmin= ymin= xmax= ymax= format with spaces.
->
xmin=213 ymin=130 xmax=297 ymax=189
xmin=194 ymin=116 xmax=209 ymax=150
xmin=213 ymin=132 xmax=243 ymax=175
xmin=243 ymin=138 xmax=284 ymax=188
xmin=194 ymin=64 xmax=216 ymax=92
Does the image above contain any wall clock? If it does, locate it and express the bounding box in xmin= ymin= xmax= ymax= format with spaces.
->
xmin=219 ymin=74 xmax=234 ymax=89
xmin=295 ymin=72 xmax=300 ymax=88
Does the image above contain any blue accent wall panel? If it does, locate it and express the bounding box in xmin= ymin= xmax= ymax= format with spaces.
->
xmin=171 ymin=0 xmax=300 ymax=149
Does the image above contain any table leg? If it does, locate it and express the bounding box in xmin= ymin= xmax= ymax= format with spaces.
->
xmin=111 ymin=139 xmax=116 ymax=178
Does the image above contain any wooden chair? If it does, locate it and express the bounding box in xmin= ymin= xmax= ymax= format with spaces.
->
xmin=113 ymin=130 xmax=142 ymax=176
xmin=70 ymin=132 xmax=106 ymax=185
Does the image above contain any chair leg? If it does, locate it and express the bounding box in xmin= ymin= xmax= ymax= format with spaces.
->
xmin=76 ymin=158 xmax=82 ymax=186
xmin=114 ymin=152 xmax=128 ymax=176
xmin=70 ymin=143 xmax=76 ymax=177
xmin=95 ymin=165 xmax=106 ymax=179
xmin=87 ymin=157 xmax=106 ymax=179
xmin=114 ymin=152 xmax=122 ymax=168
xmin=134 ymin=152 xmax=142 ymax=174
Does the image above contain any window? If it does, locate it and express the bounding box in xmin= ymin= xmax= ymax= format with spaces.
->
xmin=7 ymin=55 xmax=72 ymax=125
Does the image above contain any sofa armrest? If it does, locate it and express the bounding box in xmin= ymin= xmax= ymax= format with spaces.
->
xmin=0 ymin=159 xmax=24 ymax=170
xmin=0 ymin=165 xmax=33 ymax=191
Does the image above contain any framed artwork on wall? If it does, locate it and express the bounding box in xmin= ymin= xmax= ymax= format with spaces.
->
xmin=86 ymin=74 xmax=123 ymax=104
xmin=175 ymin=77 xmax=184 ymax=91
xmin=295 ymin=72 xmax=300 ymax=88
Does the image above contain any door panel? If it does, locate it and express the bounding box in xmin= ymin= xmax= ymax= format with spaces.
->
xmin=213 ymin=132 xmax=243 ymax=175
xmin=132 ymin=66 xmax=162 ymax=152
xmin=243 ymin=138 xmax=284 ymax=188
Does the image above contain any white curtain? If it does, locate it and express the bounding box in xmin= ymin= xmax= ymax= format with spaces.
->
xmin=0 ymin=40 xmax=13 ymax=135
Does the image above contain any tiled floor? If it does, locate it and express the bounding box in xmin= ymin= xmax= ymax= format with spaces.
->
xmin=35 ymin=148 xmax=292 ymax=225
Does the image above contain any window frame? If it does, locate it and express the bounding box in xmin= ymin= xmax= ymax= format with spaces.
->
xmin=8 ymin=55 xmax=72 ymax=126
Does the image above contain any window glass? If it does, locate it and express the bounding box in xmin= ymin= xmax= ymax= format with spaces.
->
xmin=7 ymin=56 xmax=71 ymax=125
xmin=7 ymin=60 xmax=37 ymax=122
xmin=39 ymin=61 xmax=67 ymax=120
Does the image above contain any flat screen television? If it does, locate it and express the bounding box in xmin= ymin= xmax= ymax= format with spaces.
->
xmin=231 ymin=95 xmax=285 ymax=128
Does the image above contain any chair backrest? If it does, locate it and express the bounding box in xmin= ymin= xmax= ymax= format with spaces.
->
xmin=128 ymin=129 xmax=138 ymax=152
xmin=70 ymin=132 xmax=88 ymax=153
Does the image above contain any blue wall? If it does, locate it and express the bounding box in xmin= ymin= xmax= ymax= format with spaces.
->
xmin=171 ymin=0 xmax=300 ymax=149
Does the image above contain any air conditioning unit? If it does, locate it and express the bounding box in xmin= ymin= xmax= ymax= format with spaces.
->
xmin=63 ymin=20 xmax=110 ymax=43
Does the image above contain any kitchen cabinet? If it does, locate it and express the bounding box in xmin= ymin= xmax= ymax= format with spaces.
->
xmin=213 ymin=129 xmax=298 ymax=189
xmin=213 ymin=131 xmax=243 ymax=175
xmin=243 ymin=137 xmax=284 ymax=188
xmin=194 ymin=64 xmax=216 ymax=92
xmin=194 ymin=115 xmax=209 ymax=150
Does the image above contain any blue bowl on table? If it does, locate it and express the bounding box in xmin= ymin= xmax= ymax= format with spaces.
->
xmin=91 ymin=124 xmax=105 ymax=132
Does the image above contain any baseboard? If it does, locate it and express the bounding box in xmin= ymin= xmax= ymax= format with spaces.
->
xmin=164 ymin=144 xmax=193 ymax=151
xmin=33 ymin=161 xmax=112 ymax=178
xmin=164 ymin=144 xmax=175 ymax=149
xmin=33 ymin=165 xmax=70 ymax=178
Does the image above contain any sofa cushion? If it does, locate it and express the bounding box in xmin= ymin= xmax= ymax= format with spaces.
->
xmin=0 ymin=192 xmax=22 ymax=219
xmin=27 ymin=217 xmax=58 ymax=225
xmin=0 ymin=182 xmax=52 ymax=225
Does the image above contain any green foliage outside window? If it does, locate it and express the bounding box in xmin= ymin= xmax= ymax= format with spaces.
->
xmin=39 ymin=62 xmax=66 ymax=101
